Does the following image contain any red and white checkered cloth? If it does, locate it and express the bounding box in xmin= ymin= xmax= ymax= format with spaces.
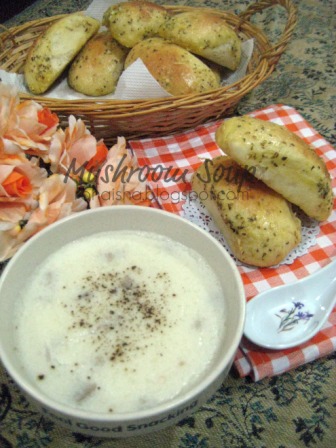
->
xmin=129 ymin=104 xmax=336 ymax=381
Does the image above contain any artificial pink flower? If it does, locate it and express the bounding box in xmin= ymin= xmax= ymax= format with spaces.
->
xmin=0 ymin=82 xmax=150 ymax=262
xmin=0 ymin=202 xmax=38 ymax=261
xmin=29 ymin=174 xmax=88 ymax=228
xmin=0 ymin=150 xmax=47 ymax=204
xmin=0 ymin=82 xmax=59 ymax=157
xmin=13 ymin=101 xmax=59 ymax=156
xmin=90 ymin=137 xmax=151 ymax=207
xmin=0 ymin=146 xmax=27 ymax=165
xmin=0 ymin=174 xmax=87 ymax=261
xmin=0 ymin=83 xmax=20 ymax=137
xmin=48 ymin=115 xmax=108 ymax=179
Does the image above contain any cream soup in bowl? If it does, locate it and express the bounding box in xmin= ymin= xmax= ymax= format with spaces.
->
xmin=0 ymin=206 xmax=245 ymax=438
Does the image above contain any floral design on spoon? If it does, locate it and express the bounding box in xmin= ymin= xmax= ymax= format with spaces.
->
xmin=276 ymin=301 xmax=314 ymax=332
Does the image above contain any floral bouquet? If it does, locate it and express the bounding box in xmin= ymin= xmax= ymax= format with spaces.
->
xmin=0 ymin=83 xmax=150 ymax=262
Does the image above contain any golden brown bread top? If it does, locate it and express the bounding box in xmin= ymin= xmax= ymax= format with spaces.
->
xmin=68 ymin=32 xmax=128 ymax=96
xmin=215 ymin=116 xmax=334 ymax=221
xmin=158 ymin=11 xmax=241 ymax=70
xmin=124 ymin=37 xmax=221 ymax=96
xmin=192 ymin=156 xmax=302 ymax=267
xmin=24 ymin=14 xmax=100 ymax=94
xmin=103 ymin=1 xmax=169 ymax=48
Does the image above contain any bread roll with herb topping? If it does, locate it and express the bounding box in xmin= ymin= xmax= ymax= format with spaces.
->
xmin=215 ymin=116 xmax=334 ymax=221
xmin=68 ymin=32 xmax=128 ymax=96
xmin=158 ymin=11 xmax=241 ymax=70
xmin=103 ymin=1 xmax=169 ymax=48
xmin=124 ymin=37 xmax=221 ymax=96
xmin=24 ymin=14 xmax=100 ymax=94
xmin=192 ymin=156 xmax=302 ymax=267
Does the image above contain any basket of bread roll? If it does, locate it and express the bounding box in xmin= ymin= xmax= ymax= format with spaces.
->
xmin=0 ymin=0 xmax=297 ymax=144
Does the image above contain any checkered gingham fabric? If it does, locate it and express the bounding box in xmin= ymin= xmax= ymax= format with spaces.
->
xmin=129 ymin=104 xmax=336 ymax=381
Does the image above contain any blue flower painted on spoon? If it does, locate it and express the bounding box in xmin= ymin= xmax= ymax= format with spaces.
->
xmin=276 ymin=301 xmax=314 ymax=332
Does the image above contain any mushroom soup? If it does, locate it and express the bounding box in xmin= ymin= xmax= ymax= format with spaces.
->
xmin=14 ymin=230 xmax=225 ymax=413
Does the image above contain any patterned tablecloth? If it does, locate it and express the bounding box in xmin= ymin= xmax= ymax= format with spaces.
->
xmin=129 ymin=103 xmax=336 ymax=382
xmin=1 ymin=1 xmax=335 ymax=447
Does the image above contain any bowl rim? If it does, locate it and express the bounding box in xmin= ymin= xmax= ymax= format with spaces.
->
xmin=0 ymin=206 xmax=245 ymax=423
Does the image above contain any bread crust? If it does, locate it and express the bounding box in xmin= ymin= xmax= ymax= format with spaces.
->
xmin=159 ymin=11 xmax=241 ymax=70
xmin=215 ymin=116 xmax=334 ymax=221
xmin=68 ymin=32 xmax=128 ymax=96
xmin=192 ymin=156 xmax=302 ymax=267
xmin=124 ymin=37 xmax=221 ymax=96
xmin=24 ymin=14 xmax=100 ymax=94
xmin=103 ymin=1 xmax=169 ymax=48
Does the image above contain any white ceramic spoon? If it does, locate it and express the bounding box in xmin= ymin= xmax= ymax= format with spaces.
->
xmin=243 ymin=259 xmax=336 ymax=350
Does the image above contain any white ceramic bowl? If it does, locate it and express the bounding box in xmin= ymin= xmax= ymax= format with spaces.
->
xmin=0 ymin=206 xmax=245 ymax=438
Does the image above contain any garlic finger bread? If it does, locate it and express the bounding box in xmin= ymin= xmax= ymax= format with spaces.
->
xmin=68 ymin=32 xmax=128 ymax=96
xmin=24 ymin=14 xmax=100 ymax=94
xmin=192 ymin=156 xmax=302 ymax=267
xmin=103 ymin=1 xmax=169 ymax=48
xmin=215 ymin=116 xmax=333 ymax=221
xmin=159 ymin=11 xmax=241 ymax=70
xmin=124 ymin=37 xmax=221 ymax=96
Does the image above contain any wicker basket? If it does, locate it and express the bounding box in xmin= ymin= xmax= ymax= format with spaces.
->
xmin=0 ymin=0 xmax=297 ymax=144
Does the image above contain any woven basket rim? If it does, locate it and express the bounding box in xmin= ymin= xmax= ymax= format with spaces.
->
xmin=0 ymin=0 xmax=297 ymax=106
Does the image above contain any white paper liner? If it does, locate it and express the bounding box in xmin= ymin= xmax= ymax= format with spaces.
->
xmin=1 ymin=0 xmax=254 ymax=101
xmin=182 ymin=194 xmax=320 ymax=267
xmin=114 ymin=59 xmax=171 ymax=100
xmin=85 ymin=0 xmax=127 ymax=20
